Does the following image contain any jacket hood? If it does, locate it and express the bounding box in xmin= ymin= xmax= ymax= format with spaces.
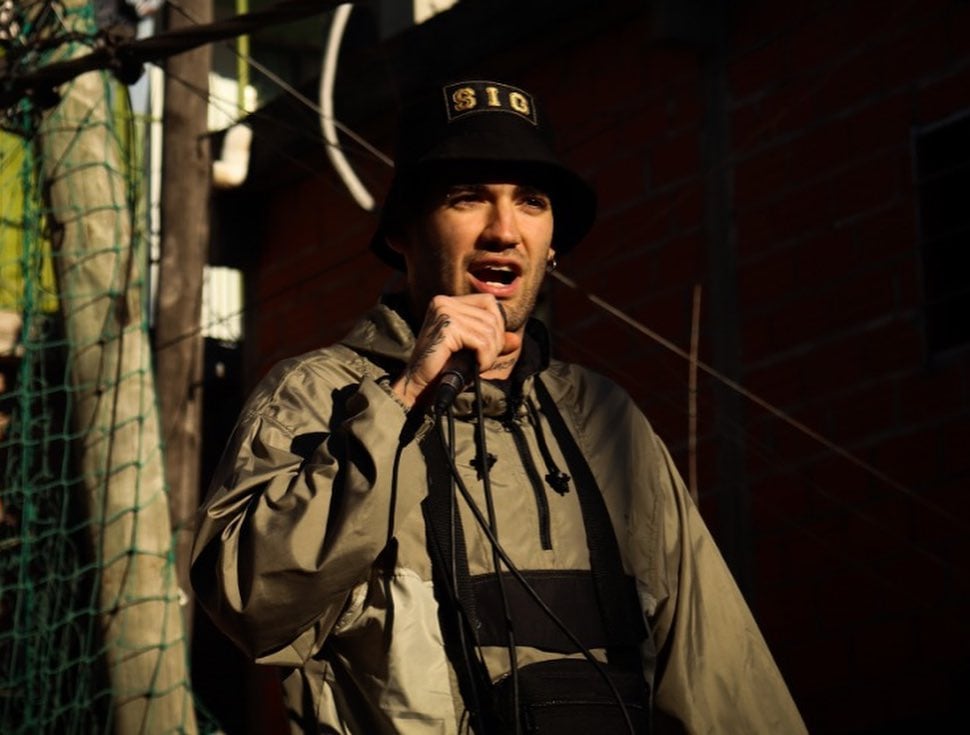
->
xmin=339 ymin=297 xmax=552 ymax=418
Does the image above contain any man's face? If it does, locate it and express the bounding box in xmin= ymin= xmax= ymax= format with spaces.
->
xmin=394 ymin=181 xmax=555 ymax=332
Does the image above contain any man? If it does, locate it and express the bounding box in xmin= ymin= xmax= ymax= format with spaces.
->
xmin=191 ymin=79 xmax=805 ymax=734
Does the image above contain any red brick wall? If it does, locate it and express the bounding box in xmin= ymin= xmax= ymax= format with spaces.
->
xmin=240 ymin=1 xmax=970 ymax=731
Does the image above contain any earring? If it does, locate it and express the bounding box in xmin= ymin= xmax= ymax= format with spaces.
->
xmin=546 ymin=256 xmax=558 ymax=273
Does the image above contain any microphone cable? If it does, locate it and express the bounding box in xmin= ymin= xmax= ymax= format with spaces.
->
xmin=441 ymin=409 xmax=492 ymax=735
xmin=434 ymin=388 xmax=637 ymax=735
xmin=471 ymin=377 xmax=521 ymax=735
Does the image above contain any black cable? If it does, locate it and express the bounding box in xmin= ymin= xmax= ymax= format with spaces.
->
xmin=0 ymin=0 xmax=353 ymax=109
xmin=436 ymin=418 xmax=637 ymax=735
xmin=470 ymin=379 xmax=520 ymax=735
xmin=442 ymin=410 xmax=490 ymax=734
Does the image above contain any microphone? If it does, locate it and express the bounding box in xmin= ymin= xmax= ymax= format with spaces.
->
xmin=432 ymin=349 xmax=477 ymax=417
xmin=431 ymin=304 xmax=507 ymax=417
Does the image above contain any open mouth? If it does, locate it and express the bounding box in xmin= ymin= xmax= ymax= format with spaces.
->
xmin=470 ymin=264 xmax=519 ymax=287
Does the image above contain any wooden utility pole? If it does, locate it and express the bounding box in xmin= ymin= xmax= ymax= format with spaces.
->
xmin=156 ymin=0 xmax=214 ymax=632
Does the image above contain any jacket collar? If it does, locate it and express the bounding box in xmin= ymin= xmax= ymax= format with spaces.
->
xmin=339 ymin=294 xmax=551 ymax=419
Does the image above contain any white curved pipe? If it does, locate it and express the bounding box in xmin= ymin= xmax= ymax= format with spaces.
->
xmin=320 ymin=4 xmax=375 ymax=211
xmin=212 ymin=123 xmax=253 ymax=189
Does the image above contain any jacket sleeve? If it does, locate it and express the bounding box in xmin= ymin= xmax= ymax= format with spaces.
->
xmin=641 ymin=432 xmax=807 ymax=735
xmin=190 ymin=356 xmax=427 ymax=665
xmin=552 ymin=362 xmax=805 ymax=734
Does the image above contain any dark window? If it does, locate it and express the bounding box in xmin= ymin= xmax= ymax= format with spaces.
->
xmin=914 ymin=111 xmax=970 ymax=355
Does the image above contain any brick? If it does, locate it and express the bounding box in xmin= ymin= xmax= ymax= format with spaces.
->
xmin=938 ymin=417 xmax=970 ymax=477
xmin=738 ymin=246 xmax=798 ymax=310
xmin=866 ymin=424 xmax=939 ymax=491
xmin=841 ymin=266 xmax=900 ymax=323
xmin=915 ymin=67 xmax=970 ymax=127
xmin=728 ymin=36 xmax=789 ymax=101
xmin=896 ymin=365 xmax=966 ymax=425
xmin=603 ymin=100 xmax=674 ymax=155
xmin=849 ymin=200 xmax=918 ymax=262
xmin=779 ymin=614 xmax=854 ymax=696
xmin=834 ymin=155 xmax=908 ymax=225
xmin=742 ymin=356 xmax=806 ymax=410
xmin=738 ymin=310 xmax=775 ymax=362
xmin=584 ymin=249 xmax=655 ymax=308
xmin=945 ymin=0 xmax=970 ymax=58
xmin=909 ymin=490 xmax=970 ymax=567
xmin=595 ymin=194 xmax=675 ymax=255
xmin=846 ymin=91 xmax=914 ymax=155
xmin=668 ymin=181 xmax=705 ymax=232
xmin=749 ymin=475 xmax=813 ymax=528
xmin=892 ymin=255 xmax=922 ymax=313
xmin=641 ymin=47 xmax=699 ymax=91
xmin=880 ymin=16 xmax=952 ymax=92
xmin=791 ymin=227 xmax=855 ymax=285
xmin=767 ymin=406 xmax=835 ymax=468
xmin=810 ymin=46 xmax=885 ymax=118
xmin=766 ymin=178 xmax=835 ymax=245
xmin=734 ymin=205 xmax=776 ymax=258
xmin=589 ymin=150 xmax=651 ymax=212
xmin=733 ymin=145 xmax=791 ymax=206
xmin=729 ymin=100 xmax=770 ymax=153
xmin=767 ymin=288 xmax=839 ymax=349
xmin=801 ymin=454 xmax=884 ymax=510
xmin=856 ymin=317 xmax=923 ymax=376
xmin=825 ymin=380 xmax=896 ymax=442
xmin=649 ymin=131 xmax=702 ymax=186
xmin=666 ymin=84 xmax=705 ymax=133
xmin=786 ymin=5 xmax=852 ymax=76
xmin=837 ymin=497 xmax=916 ymax=571
xmin=732 ymin=3 xmax=804 ymax=56
xmin=788 ymin=118 xmax=854 ymax=180
xmin=653 ymin=232 xmax=703 ymax=288
xmin=756 ymin=78 xmax=820 ymax=139
xmin=848 ymin=613 xmax=920 ymax=682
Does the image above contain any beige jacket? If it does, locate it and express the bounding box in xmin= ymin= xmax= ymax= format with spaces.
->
xmin=191 ymin=303 xmax=806 ymax=734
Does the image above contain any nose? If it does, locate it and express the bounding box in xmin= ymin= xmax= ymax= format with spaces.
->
xmin=480 ymin=197 xmax=521 ymax=250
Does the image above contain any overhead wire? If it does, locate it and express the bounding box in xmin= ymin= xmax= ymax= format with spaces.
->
xmin=13 ymin=0 xmax=964 ymax=587
xmin=550 ymin=327 xmax=968 ymax=588
xmin=147 ymin=2 xmax=970 ymax=558
xmin=550 ymin=269 xmax=969 ymax=536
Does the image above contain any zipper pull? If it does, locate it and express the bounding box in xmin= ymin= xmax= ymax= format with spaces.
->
xmin=545 ymin=469 xmax=571 ymax=496
xmin=471 ymin=451 xmax=497 ymax=480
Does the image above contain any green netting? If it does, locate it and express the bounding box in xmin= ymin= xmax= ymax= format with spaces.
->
xmin=1 ymin=2 xmax=202 ymax=732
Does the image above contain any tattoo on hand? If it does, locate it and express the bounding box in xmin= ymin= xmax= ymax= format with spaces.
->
xmin=405 ymin=314 xmax=451 ymax=393
xmin=489 ymin=357 xmax=515 ymax=373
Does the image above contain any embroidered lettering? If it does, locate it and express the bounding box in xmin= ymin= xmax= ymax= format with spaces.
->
xmin=452 ymin=86 xmax=477 ymax=112
xmin=509 ymin=91 xmax=530 ymax=116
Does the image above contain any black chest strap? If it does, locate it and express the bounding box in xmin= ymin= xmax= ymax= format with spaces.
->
xmin=421 ymin=377 xmax=648 ymax=672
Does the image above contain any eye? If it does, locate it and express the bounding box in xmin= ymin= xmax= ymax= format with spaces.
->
xmin=444 ymin=186 xmax=483 ymax=207
xmin=519 ymin=190 xmax=551 ymax=212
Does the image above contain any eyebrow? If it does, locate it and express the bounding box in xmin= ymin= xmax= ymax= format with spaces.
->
xmin=443 ymin=183 xmax=551 ymax=198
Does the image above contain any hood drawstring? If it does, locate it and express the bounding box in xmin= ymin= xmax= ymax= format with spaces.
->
xmin=525 ymin=397 xmax=571 ymax=496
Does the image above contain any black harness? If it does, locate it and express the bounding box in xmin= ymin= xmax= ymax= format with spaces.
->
xmin=420 ymin=374 xmax=654 ymax=734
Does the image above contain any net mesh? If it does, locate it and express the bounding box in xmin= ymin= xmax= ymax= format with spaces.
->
xmin=1 ymin=2 xmax=202 ymax=732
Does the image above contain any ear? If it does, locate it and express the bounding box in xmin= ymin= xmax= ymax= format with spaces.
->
xmin=545 ymin=247 xmax=558 ymax=273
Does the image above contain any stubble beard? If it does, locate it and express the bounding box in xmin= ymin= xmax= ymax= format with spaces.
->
xmin=409 ymin=251 xmax=546 ymax=332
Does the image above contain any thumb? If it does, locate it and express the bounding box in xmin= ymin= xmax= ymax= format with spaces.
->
xmin=501 ymin=331 xmax=522 ymax=356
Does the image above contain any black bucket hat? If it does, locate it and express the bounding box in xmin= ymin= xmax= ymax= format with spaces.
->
xmin=370 ymin=79 xmax=597 ymax=270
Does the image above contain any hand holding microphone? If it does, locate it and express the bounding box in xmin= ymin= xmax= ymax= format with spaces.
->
xmin=391 ymin=295 xmax=517 ymax=413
